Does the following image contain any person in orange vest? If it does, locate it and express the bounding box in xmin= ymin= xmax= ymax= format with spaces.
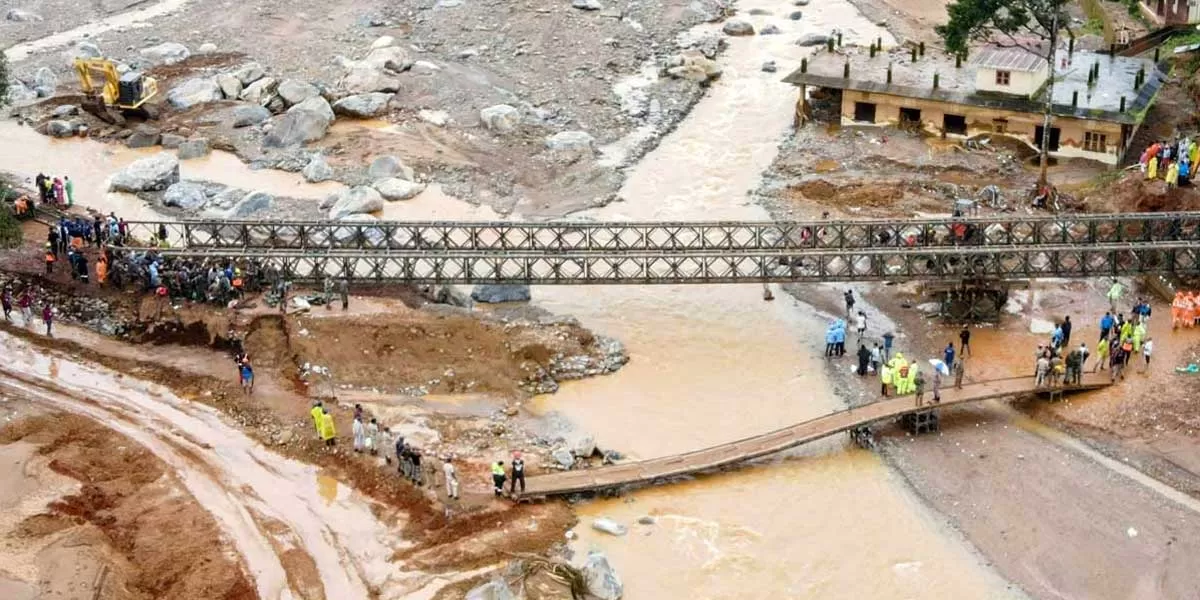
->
xmin=95 ymin=255 xmax=108 ymax=286
xmin=43 ymin=243 xmax=55 ymax=275
xmin=1173 ymin=291 xmax=1187 ymax=330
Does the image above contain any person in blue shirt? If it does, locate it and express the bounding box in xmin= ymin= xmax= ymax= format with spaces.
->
xmin=943 ymin=342 xmax=956 ymax=371
xmin=239 ymin=361 xmax=254 ymax=394
xmin=882 ymin=332 xmax=895 ymax=361
xmin=1099 ymin=311 xmax=1115 ymax=342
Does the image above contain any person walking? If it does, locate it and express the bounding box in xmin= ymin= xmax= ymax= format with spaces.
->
xmin=44 ymin=243 xmax=55 ymax=275
xmin=63 ymin=176 xmax=74 ymax=207
xmin=1094 ymin=337 xmax=1109 ymax=372
xmin=943 ymin=342 xmax=956 ymax=372
xmin=844 ymin=289 xmax=856 ymax=318
xmin=443 ymin=456 xmax=460 ymax=500
xmin=395 ymin=436 xmax=407 ymax=474
xmin=339 ymin=279 xmax=349 ymax=310
xmin=509 ymin=452 xmax=526 ymax=495
xmin=18 ymin=290 xmax=33 ymax=327
xmin=409 ymin=446 xmax=423 ymax=486
xmin=1061 ymin=315 xmax=1072 ymax=348
xmin=352 ymin=415 xmax=366 ymax=453
xmin=1141 ymin=337 xmax=1154 ymax=373
xmin=240 ymin=360 xmax=254 ymax=394
xmin=491 ymin=461 xmax=507 ymax=497
xmin=931 ymin=367 xmax=942 ymax=404
xmin=882 ymin=332 xmax=895 ymax=362
xmin=1107 ymin=280 xmax=1124 ymax=313
xmin=320 ymin=408 xmax=337 ymax=446
xmin=856 ymin=343 xmax=871 ymax=376
xmin=953 ymin=356 xmax=965 ymax=389
xmin=310 ymin=401 xmax=325 ymax=438
xmin=323 ymin=278 xmax=334 ymax=311
xmin=41 ymin=303 xmax=53 ymax=336
xmin=35 ymin=173 xmax=48 ymax=203
xmin=51 ymin=178 xmax=65 ymax=206
xmin=1099 ymin=311 xmax=1114 ymax=342
xmin=1035 ymin=354 xmax=1050 ymax=387
xmin=913 ymin=367 xmax=927 ymax=407
xmin=1110 ymin=343 xmax=1126 ymax=382
xmin=959 ymin=326 xmax=971 ymax=357
xmin=365 ymin=418 xmax=379 ymax=455
xmin=1 ymin=288 xmax=11 ymax=322
xmin=854 ymin=311 xmax=867 ymax=340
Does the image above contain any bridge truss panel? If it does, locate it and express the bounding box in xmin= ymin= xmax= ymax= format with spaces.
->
xmin=122 ymin=213 xmax=1200 ymax=253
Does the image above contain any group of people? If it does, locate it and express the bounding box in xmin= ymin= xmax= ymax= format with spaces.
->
xmin=33 ymin=173 xmax=74 ymax=208
xmin=1 ymin=287 xmax=54 ymax=335
xmin=1140 ymin=139 xmax=1198 ymax=189
xmin=1171 ymin=291 xmax=1200 ymax=330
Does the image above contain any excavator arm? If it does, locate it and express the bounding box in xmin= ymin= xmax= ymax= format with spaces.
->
xmin=73 ymin=58 xmax=121 ymax=105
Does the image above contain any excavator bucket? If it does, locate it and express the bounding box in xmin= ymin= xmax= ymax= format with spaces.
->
xmin=80 ymin=94 xmax=125 ymax=125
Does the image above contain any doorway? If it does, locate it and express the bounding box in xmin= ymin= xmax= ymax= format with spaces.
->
xmin=853 ymin=101 xmax=877 ymax=123
xmin=1034 ymin=125 xmax=1062 ymax=151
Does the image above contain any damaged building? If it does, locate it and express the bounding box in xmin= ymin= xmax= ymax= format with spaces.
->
xmin=784 ymin=44 xmax=1165 ymax=164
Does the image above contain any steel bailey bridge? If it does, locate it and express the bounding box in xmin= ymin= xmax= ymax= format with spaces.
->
xmin=115 ymin=212 xmax=1200 ymax=284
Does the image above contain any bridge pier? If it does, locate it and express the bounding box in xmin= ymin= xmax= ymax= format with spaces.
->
xmin=901 ymin=409 xmax=939 ymax=435
xmin=850 ymin=425 xmax=875 ymax=449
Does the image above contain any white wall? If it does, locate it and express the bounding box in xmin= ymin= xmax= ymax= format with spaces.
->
xmin=974 ymin=64 xmax=1048 ymax=96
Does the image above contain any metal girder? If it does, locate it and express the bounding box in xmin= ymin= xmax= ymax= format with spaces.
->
xmin=129 ymin=242 xmax=1200 ymax=285
xmin=121 ymin=212 xmax=1200 ymax=253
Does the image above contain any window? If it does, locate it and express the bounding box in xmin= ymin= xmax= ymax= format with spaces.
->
xmin=899 ymin=107 xmax=922 ymax=124
xmin=995 ymin=70 xmax=1011 ymax=86
xmin=993 ymin=118 xmax=1008 ymax=134
xmin=943 ymin=114 xmax=968 ymax=136
xmin=1084 ymin=131 xmax=1108 ymax=153
xmin=853 ymin=101 xmax=877 ymax=123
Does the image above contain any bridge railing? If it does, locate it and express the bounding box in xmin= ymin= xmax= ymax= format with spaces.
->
xmin=117 ymin=213 xmax=1200 ymax=253
xmin=132 ymin=241 xmax=1199 ymax=284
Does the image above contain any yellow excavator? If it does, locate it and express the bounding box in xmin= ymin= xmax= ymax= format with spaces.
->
xmin=73 ymin=57 xmax=160 ymax=124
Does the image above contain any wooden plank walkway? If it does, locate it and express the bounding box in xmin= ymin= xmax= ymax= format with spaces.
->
xmin=519 ymin=373 xmax=1111 ymax=498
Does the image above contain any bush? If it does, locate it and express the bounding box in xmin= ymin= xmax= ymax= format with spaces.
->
xmin=0 ymin=182 xmax=24 ymax=249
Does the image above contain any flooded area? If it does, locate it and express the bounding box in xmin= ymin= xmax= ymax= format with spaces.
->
xmin=529 ymin=0 xmax=1024 ymax=596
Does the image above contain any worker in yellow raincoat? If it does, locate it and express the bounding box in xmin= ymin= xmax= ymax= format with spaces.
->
xmin=310 ymin=401 xmax=324 ymax=438
xmin=320 ymin=408 xmax=337 ymax=446
xmin=891 ymin=353 xmax=910 ymax=394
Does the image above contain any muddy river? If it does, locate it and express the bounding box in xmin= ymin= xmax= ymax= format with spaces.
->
xmin=1 ymin=0 xmax=1033 ymax=597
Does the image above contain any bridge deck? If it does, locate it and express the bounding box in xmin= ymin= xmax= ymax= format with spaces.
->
xmin=519 ymin=374 xmax=1111 ymax=498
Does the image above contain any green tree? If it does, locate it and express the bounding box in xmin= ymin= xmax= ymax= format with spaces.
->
xmin=937 ymin=0 xmax=1071 ymax=188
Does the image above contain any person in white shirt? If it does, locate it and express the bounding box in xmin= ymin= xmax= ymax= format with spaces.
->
xmin=855 ymin=311 xmax=867 ymax=340
xmin=1141 ymin=338 xmax=1153 ymax=373
xmin=442 ymin=457 xmax=459 ymax=500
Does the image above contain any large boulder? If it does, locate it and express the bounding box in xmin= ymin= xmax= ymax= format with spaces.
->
xmin=239 ymin=77 xmax=278 ymax=105
xmin=582 ymin=551 xmax=624 ymax=600
xmin=109 ymin=153 xmax=181 ymax=192
xmin=198 ymin=42 xmax=218 ymax=53
xmin=215 ymin=73 xmax=243 ymax=99
xmin=480 ymin=104 xmax=519 ymax=133
xmin=471 ymin=284 xmax=531 ymax=303
xmin=32 ymin=67 xmax=57 ymax=97
xmin=44 ymin=120 xmax=76 ymax=138
xmin=162 ymin=182 xmax=208 ymax=210
xmin=367 ymin=155 xmax=413 ymax=180
xmin=373 ymin=177 xmax=425 ymax=200
xmin=232 ymin=62 xmax=266 ymax=86
xmin=722 ymin=19 xmax=755 ymax=36
xmin=334 ymin=214 xmax=387 ymax=246
xmin=370 ymin=35 xmax=395 ymax=50
xmin=5 ymin=8 xmax=44 ymax=21
xmin=332 ymin=92 xmax=391 ymax=118
xmin=465 ymin=578 xmax=516 ymax=600
xmin=161 ymin=133 xmax=186 ymax=149
xmin=328 ymin=186 xmax=384 ymax=219
xmin=139 ymin=42 xmax=190 ymax=65
xmin=263 ymin=96 xmax=334 ymax=147
xmin=796 ymin=33 xmax=830 ymax=47
xmin=572 ymin=0 xmax=603 ymax=9
xmin=277 ymin=79 xmax=320 ymax=106
xmin=177 ymin=138 xmax=211 ymax=160
xmin=302 ymin=154 xmax=334 ymax=182
xmin=666 ymin=51 xmax=722 ymax=82
xmin=590 ymin=518 xmax=627 ymax=537
xmin=226 ymin=191 xmax=274 ymax=218
xmin=167 ymin=78 xmax=222 ymax=109
xmin=74 ymin=41 xmax=102 ymax=59
xmin=545 ymin=131 xmax=595 ymax=163
xmin=6 ymin=80 xmax=40 ymax=106
xmin=231 ymin=103 xmax=272 ymax=127
xmin=125 ymin=124 xmax=162 ymax=148
xmin=340 ymin=46 xmax=412 ymax=94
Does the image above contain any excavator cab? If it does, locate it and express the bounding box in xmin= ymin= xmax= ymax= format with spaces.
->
xmin=73 ymin=57 xmax=159 ymax=124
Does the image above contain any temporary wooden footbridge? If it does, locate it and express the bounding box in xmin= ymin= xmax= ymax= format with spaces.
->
xmin=516 ymin=374 xmax=1111 ymax=499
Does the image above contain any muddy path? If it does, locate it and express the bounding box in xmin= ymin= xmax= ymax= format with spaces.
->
xmin=0 ymin=329 xmax=410 ymax=600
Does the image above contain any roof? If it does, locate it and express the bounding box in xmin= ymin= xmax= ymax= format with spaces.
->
xmin=969 ymin=48 xmax=1045 ymax=72
xmin=783 ymin=45 xmax=1164 ymax=125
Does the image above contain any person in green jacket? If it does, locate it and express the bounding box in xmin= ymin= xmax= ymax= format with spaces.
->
xmin=310 ymin=401 xmax=324 ymax=438
xmin=63 ymin=176 xmax=74 ymax=206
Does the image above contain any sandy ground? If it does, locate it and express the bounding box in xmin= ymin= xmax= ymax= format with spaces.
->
xmin=0 ymin=405 xmax=256 ymax=600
